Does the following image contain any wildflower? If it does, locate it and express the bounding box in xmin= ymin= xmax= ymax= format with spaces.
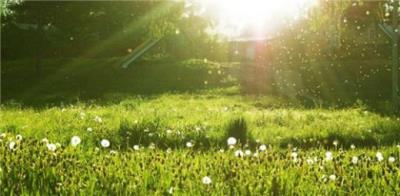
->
xmin=219 ymin=149 xmax=225 ymax=153
xmin=16 ymin=134 xmax=23 ymax=141
xmin=234 ymin=150 xmax=244 ymax=157
xmin=259 ymin=144 xmax=267 ymax=151
xmin=329 ymin=174 xmax=336 ymax=181
xmin=253 ymin=152 xmax=259 ymax=157
xmin=388 ymin=156 xmax=396 ymax=163
xmin=291 ymin=152 xmax=298 ymax=159
xmin=325 ymin=151 xmax=333 ymax=161
xmin=9 ymin=141 xmax=16 ymax=150
xmin=87 ymin=127 xmax=93 ymax=132
xmin=245 ymin=150 xmax=252 ymax=156
xmin=133 ymin=145 xmax=140 ymax=151
xmin=166 ymin=129 xmax=172 ymax=134
xmin=168 ymin=187 xmax=174 ymax=194
xmin=351 ymin=156 xmax=358 ymax=164
xmin=376 ymin=152 xmax=384 ymax=162
xmin=101 ymin=139 xmax=110 ymax=148
xmin=94 ymin=116 xmax=102 ymax=123
xmin=186 ymin=142 xmax=194 ymax=148
xmin=47 ymin=143 xmax=57 ymax=151
xmin=306 ymin=158 xmax=314 ymax=165
xmin=0 ymin=133 xmax=6 ymax=138
xmin=41 ymin=138 xmax=49 ymax=144
xmin=70 ymin=136 xmax=81 ymax=147
xmin=202 ymin=176 xmax=212 ymax=185
xmin=333 ymin=140 xmax=338 ymax=146
xmin=227 ymin=137 xmax=237 ymax=146
xmin=350 ymin=144 xmax=356 ymax=149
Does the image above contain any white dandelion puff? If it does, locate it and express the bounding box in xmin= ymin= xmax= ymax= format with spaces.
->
xmin=351 ymin=156 xmax=358 ymax=164
xmin=70 ymin=136 xmax=81 ymax=147
xmin=388 ymin=156 xmax=395 ymax=163
xmin=9 ymin=141 xmax=16 ymax=150
xmin=234 ymin=150 xmax=244 ymax=157
xmin=325 ymin=151 xmax=333 ymax=161
xmin=16 ymin=134 xmax=23 ymax=141
xmin=376 ymin=152 xmax=384 ymax=162
xmin=186 ymin=142 xmax=194 ymax=148
xmin=133 ymin=145 xmax=140 ymax=151
xmin=47 ymin=143 xmax=57 ymax=151
xmin=259 ymin=144 xmax=267 ymax=151
xmin=227 ymin=137 xmax=237 ymax=146
xmin=202 ymin=176 xmax=212 ymax=185
xmin=101 ymin=139 xmax=110 ymax=148
xmin=329 ymin=174 xmax=336 ymax=181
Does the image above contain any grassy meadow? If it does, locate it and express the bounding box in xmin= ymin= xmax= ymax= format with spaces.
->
xmin=1 ymin=58 xmax=400 ymax=195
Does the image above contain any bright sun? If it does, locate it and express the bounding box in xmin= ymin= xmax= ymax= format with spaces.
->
xmin=188 ymin=0 xmax=318 ymax=38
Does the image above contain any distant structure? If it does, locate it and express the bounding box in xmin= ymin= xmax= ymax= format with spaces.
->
xmin=228 ymin=36 xmax=274 ymax=65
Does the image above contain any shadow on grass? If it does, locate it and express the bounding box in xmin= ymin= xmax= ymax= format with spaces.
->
xmin=114 ymin=116 xmax=400 ymax=151
xmin=116 ymin=117 xmax=257 ymax=151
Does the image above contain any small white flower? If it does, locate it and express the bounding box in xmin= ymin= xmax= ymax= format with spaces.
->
xmin=306 ymin=158 xmax=314 ymax=165
xmin=291 ymin=152 xmax=298 ymax=159
xmin=101 ymin=139 xmax=110 ymax=148
xmin=259 ymin=144 xmax=267 ymax=151
xmin=245 ymin=150 xmax=252 ymax=156
xmin=219 ymin=149 xmax=225 ymax=153
xmin=9 ymin=141 xmax=16 ymax=150
xmin=333 ymin=140 xmax=338 ymax=146
xmin=70 ymin=136 xmax=81 ymax=147
xmin=227 ymin=137 xmax=237 ymax=146
xmin=234 ymin=150 xmax=244 ymax=157
xmin=351 ymin=156 xmax=358 ymax=164
xmin=186 ymin=142 xmax=193 ymax=148
xmin=166 ymin=129 xmax=173 ymax=134
xmin=168 ymin=187 xmax=174 ymax=194
xmin=87 ymin=127 xmax=93 ymax=132
xmin=376 ymin=152 xmax=384 ymax=162
xmin=388 ymin=156 xmax=395 ymax=163
xmin=329 ymin=174 xmax=336 ymax=181
xmin=325 ymin=151 xmax=333 ymax=161
xmin=94 ymin=116 xmax=102 ymax=123
xmin=202 ymin=176 xmax=212 ymax=185
xmin=47 ymin=143 xmax=57 ymax=151
xmin=0 ymin=133 xmax=6 ymax=138
xmin=133 ymin=145 xmax=140 ymax=151
xmin=350 ymin=144 xmax=356 ymax=149
xmin=253 ymin=152 xmax=259 ymax=157
xmin=41 ymin=138 xmax=49 ymax=144
xmin=16 ymin=134 xmax=23 ymax=141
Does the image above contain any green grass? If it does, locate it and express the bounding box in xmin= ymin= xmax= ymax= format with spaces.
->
xmin=1 ymin=94 xmax=400 ymax=194
xmin=1 ymin=58 xmax=400 ymax=194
